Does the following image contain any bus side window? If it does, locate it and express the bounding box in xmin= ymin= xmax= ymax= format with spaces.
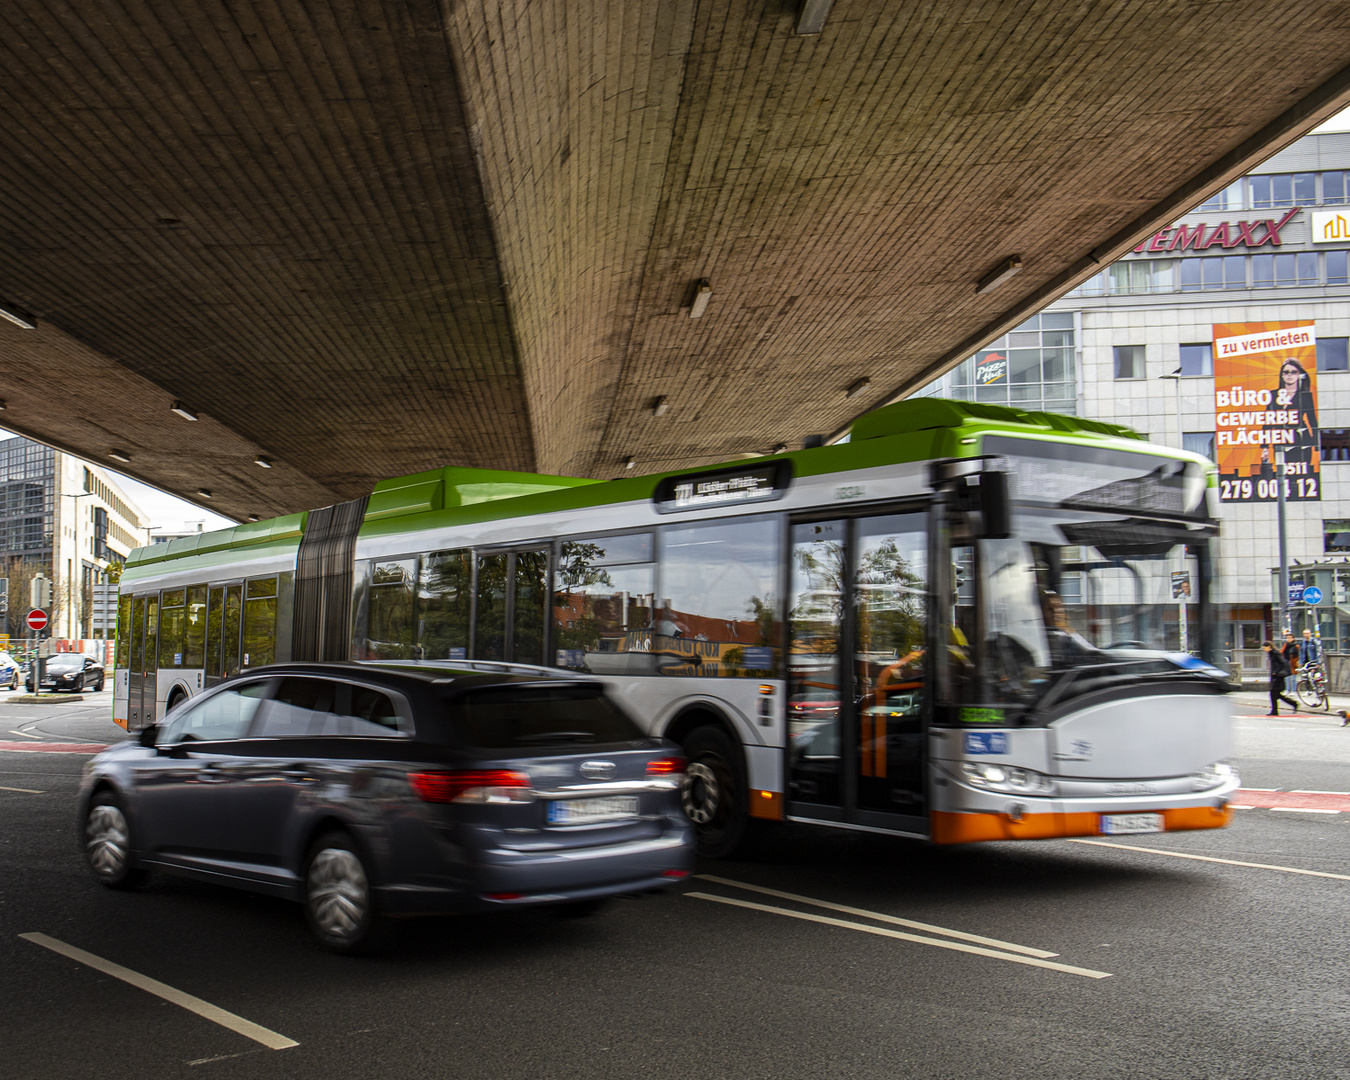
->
xmin=366 ymin=559 xmax=417 ymax=659
xmin=421 ymin=551 xmax=471 ymax=660
xmin=243 ymin=577 xmax=279 ymax=668
xmin=184 ymin=586 xmax=207 ymax=668
xmin=159 ymin=590 xmax=185 ymax=668
xmin=553 ymin=536 xmax=655 ymax=673
xmin=656 ymin=518 xmax=780 ymax=677
xmin=115 ymin=594 xmax=132 ymax=672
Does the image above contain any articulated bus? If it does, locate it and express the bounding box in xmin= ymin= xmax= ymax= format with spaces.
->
xmin=113 ymin=399 xmax=1238 ymax=855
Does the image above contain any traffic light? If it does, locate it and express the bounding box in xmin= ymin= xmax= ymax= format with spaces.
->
xmin=30 ymin=574 xmax=51 ymax=610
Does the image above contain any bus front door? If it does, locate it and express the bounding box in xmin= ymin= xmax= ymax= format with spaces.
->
xmin=786 ymin=513 xmax=928 ymax=836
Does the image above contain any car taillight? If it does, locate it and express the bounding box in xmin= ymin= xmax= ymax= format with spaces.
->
xmin=408 ymin=770 xmax=534 ymax=804
xmin=646 ymin=757 xmax=687 ymax=775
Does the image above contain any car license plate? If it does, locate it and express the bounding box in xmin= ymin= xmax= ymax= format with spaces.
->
xmin=548 ymin=796 xmax=639 ymax=825
xmin=1099 ymin=812 xmax=1164 ymax=835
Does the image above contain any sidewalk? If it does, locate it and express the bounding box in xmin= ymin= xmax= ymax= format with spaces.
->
xmin=1230 ymin=685 xmax=1350 ymax=722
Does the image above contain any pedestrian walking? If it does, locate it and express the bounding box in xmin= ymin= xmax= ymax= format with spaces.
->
xmin=1263 ymin=640 xmax=1299 ymax=716
xmin=1281 ymin=631 xmax=1299 ymax=694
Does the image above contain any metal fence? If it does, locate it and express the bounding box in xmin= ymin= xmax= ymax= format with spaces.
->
xmin=1234 ymin=650 xmax=1350 ymax=694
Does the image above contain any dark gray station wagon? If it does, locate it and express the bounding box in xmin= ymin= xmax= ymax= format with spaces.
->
xmin=79 ymin=663 xmax=693 ymax=952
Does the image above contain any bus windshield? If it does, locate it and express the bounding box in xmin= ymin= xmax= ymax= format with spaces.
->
xmin=953 ymin=442 xmax=1223 ymax=720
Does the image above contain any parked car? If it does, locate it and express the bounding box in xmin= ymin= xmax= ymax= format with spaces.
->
xmin=0 ymin=651 xmax=20 ymax=690
xmin=78 ymin=662 xmax=693 ymax=952
xmin=30 ymin=652 xmax=105 ymax=693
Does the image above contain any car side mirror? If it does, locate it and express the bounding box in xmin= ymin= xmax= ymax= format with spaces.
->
xmin=137 ymin=725 xmax=159 ymax=749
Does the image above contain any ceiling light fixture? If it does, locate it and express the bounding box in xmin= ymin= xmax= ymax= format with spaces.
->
xmin=247 ymin=515 xmax=260 ymax=522
xmin=170 ymin=401 xmax=199 ymax=421
xmin=108 ymin=449 xmax=131 ymax=463
xmin=624 ymin=456 xmax=636 ymax=470
xmin=652 ymin=396 xmax=670 ymax=417
xmin=845 ymin=377 xmax=871 ymax=399
xmin=254 ymin=457 xmax=272 ymax=469
xmin=0 ymin=400 xmax=6 ymax=411
xmin=689 ymin=279 xmax=712 ymax=319
xmin=197 ymin=489 xmax=212 ymax=499
xmin=0 ymin=303 xmax=36 ymax=329
xmin=771 ymin=443 xmax=787 ymax=454
xmin=795 ymin=0 xmax=834 ymax=35
xmin=975 ymin=256 xmax=1023 ymax=295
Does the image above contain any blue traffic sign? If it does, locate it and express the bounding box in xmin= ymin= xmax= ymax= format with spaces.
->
xmin=1288 ymin=581 xmax=1306 ymax=603
xmin=1303 ymin=585 xmax=1324 ymax=605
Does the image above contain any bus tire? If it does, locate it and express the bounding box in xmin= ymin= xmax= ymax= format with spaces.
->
xmin=680 ymin=725 xmax=747 ymax=859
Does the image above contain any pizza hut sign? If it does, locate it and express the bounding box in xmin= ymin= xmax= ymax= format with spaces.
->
xmin=976 ymin=352 xmax=1008 ymax=385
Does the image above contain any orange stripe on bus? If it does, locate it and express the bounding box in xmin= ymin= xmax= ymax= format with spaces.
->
xmin=930 ymin=804 xmax=1232 ymax=844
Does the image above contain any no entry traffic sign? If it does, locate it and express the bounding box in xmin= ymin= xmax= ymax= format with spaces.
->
xmin=26 ymin=609 xmax=47 ymax=632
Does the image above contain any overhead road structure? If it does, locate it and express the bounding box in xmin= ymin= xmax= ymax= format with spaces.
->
xmin=2 ymin=1 xmax=1350 ymax=521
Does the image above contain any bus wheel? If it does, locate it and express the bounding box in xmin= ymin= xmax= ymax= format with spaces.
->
xmin=680 ymin=726 xmax=747 ymax=859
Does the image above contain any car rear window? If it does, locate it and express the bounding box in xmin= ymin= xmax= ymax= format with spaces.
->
xmin=449 ymin=684 xmax=645 ymax=754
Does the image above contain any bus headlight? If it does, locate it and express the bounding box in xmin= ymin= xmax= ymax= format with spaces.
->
xmin=960 ymin=762 xmax=1052 ymax=793
xmin=1189 ymin=762 xmax=1234 ymax=791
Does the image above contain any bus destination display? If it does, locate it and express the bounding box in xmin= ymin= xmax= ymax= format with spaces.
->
xmin=652 ymin=462 xmax=790 ymax=513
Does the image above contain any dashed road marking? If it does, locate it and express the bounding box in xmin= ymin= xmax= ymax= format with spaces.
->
xmin=685 ymin=892 xmax=1112 ymax=979
xmin=1068 ymin=839 xmax=1350 ymax=881
xmin=19 ymin=933 xmax=298 ymax=1050
xmin=0 ymin=784 xmax=44 ymax=794
xmin=7 ymin=729 xmax=40 ymax=739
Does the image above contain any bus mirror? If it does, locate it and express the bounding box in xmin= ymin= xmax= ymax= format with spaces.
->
xmin=980 ymin=472 xmax=1012 ymax=539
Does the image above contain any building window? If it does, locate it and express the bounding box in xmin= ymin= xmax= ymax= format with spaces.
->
xmin=1251 ymin=172 xmax=1315 ymax=209
xmin=1328 ymin=250 xmax=1349 ymax=286
xmin=1322 ymin=430 xmax=1350 ymax=462
xmin=1195 ymin=180 xmax=1243 ymax=212
xmin=1182 ymin=432 xmax=1215 ymax=461
xmin=946 ymin=314 xmax=1076 ymax=414
xmin=1113 ymin=345 xmax=1145 ymax=380
xmin=1325 ymin=520 xmax=1350 ymax=553
xmin=1109 ymin=260 xmax=1174 ymax=294
xmin=1325 ymin=171 xmax=1348 ymax=205
xmin=1318 ymin=338 xmax=1349 ymax=373
xmin=1179 ymin=344 xmax=1213 ymax=377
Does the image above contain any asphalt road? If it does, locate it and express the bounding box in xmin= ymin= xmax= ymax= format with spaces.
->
xmin=2 ymin=688 xmax=1347 ymax=1080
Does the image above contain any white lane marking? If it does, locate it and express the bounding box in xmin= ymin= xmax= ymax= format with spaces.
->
xmin=19 ymin=934 xmax=299 ymax=1050
xmin=0 ymin=784 xmax=44 ymax=794
xmin=697 ymin=874 xmax=1057 ymax=958
xmin=7 ymin=729 xmax=41 ymax=739
xmin=1068 ymin=839 xmax=1350 ymax=881
xmin=1269 ymin=807 xmax=1341 ymax=814
xmin=685 ymin=893 xmax=1112 ymax=979
xmin=1293 ymin=790 xmax=1350 ymax=796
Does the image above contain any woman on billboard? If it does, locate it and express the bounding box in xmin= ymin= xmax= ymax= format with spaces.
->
xmin=1262 ymin=357 xmax=1319 ymax=468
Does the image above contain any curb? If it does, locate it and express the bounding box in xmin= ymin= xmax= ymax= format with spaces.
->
xmin=6 ymin=695 xmax=86 ymax=704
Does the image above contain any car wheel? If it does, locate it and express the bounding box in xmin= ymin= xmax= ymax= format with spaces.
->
xmin=74 ymin=676 xmax=85 ymax=693
xmin=84 ymin=791 xmax=147 ymax=890
xmin=96 ymin=674 xmax=105 ymax=692
xmin=680 ymin=725 xmax=748 ymax=859
xmin=304 ymin=831 xmax=389 ymax=954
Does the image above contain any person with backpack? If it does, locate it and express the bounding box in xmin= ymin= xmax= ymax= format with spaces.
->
xmin=1264 ymin=640 xmax=1299 ymax=716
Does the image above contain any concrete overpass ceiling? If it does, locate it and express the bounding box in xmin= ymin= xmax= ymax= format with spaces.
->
xmin=2 ymin=1 xmax=1349 ymax=518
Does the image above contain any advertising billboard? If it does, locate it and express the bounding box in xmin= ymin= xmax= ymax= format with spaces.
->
xmin=1213 ymin=321 xmax=1319 ymax=503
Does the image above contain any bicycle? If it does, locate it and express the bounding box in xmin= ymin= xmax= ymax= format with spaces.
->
xmin=1295 ymin=661 xmax=1329 ymax=710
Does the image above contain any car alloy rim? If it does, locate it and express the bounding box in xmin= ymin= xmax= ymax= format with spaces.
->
xmin=308 ymin=848 xmax=369 ymax=940
xmin=681 ymin=761 xmax=720 ymax=826
xmin=86 ymin=805 xmax=130 ymax=878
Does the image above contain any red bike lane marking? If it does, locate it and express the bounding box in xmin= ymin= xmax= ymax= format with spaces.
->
xmin=1234 ymin=789 xmax=1350 ymax=812
xmin=0 ymin=741 xmax=108 ymax=754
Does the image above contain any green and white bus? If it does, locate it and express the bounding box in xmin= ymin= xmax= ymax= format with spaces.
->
xmin=113 ymin=399 xmax=1238 ymax=854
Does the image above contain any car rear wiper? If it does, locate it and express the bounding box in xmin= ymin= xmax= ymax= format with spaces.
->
xmin=512 ymin=731 xmax=597 ymax=744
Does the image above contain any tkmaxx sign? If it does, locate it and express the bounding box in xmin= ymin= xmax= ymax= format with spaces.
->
xmin=1132 ymin=208 xmax=1299 ymax=254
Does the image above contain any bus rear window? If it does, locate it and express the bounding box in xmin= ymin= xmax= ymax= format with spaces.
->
xmin=449 ymin=685 xmax=645 ymax=754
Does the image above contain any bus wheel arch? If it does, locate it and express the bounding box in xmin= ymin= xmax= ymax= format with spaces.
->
xmin=164 ymin=685 xmax=191 ymax=713
xmin=667 ymin=709 xmax=749 ymax=859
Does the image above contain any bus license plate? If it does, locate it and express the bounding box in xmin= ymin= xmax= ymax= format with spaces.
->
xmin=548 ymin=796 xmax=639 ymax=825
xmin=1099 ymin=812 xmax=1164 ymax=835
